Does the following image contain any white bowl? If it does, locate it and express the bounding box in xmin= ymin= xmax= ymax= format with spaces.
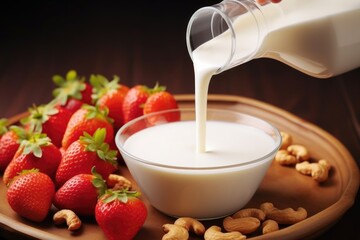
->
xmin=115 ymin=109 xmax=281 ymax=219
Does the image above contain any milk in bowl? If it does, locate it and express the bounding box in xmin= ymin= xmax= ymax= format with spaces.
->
xmin=116 ymin=109 xmax=281 ymax=219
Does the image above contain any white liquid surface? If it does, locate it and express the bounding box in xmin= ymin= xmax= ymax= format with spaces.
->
xmin=124 ymin=121 xmax=275 ymax=168
xmin=120 ymin=116 xmax=278 ymax=218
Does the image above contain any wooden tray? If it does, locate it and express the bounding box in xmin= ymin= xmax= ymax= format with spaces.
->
xmin=0 ymin=94 xmax=358 ymax=240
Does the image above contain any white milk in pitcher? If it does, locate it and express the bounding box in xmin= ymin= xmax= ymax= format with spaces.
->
xmin=260 ymin=0 xmax=360 ymax=77
xmin=193 ymin=0 xmax=360 ymax=150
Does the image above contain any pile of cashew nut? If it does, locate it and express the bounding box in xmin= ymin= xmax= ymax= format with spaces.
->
xmin=162 ymin=202 xmax=307 ymax=240
xmin=275 ymin=131 xmax=331 ymax=183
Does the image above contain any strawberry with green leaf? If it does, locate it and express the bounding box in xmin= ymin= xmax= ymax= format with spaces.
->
xmin=21 ymin=101 xmax=73 ymax=147
xmin=54 ymin=166 xmax=107 ymax=216
xmin=61 ymin=104 xmax=114 ymax=149
xmin=95 ymin=189 xmax=147 ymax=240
xmin=122 ymin=83 xmax=165 ymax=124
xmin=3 ymin=133 xmax=62 ymax=185
xmin=52 ymin=70 xmax=93 ymax=113
xmin=7 ymin=169 xmax=55 ymax=222
xmin=0 ymin=124 xmax=30 ymax=171
xmin=90 ymin=74 xmax=129 ymax=130
xmin=56 ymin=128 xmax=118 ymax=187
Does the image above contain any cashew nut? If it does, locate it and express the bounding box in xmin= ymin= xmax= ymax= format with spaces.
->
xmin=295 ymin=159 xmax=331 ymax=182
xmin=204 ymin=225 xmax=246 ymax=240
xmin=107 ymin=174 xmax=132 ymax=190
xmin=232 ymin=208 xmax=265 ymax=221
xmin=275 ymin=149 xmax=298 ymax=165
xmin=162 ymin=224 xmax=189 ymax=240
xmin=280 ymin=131 xmax=292 ymax=150
xmin=287 ymin=144 xmax=310 ymax=161
xmin=53 ymin=209 xmax=82 ymax=231
xmin=174 ymin=217 xmax=205 ymax=235
xmin=262 ymin=219 xmax=279 ymax=234
xmin=260 ymin=202 xmax=307 ymax=225
xmin=223 ymin=216 xmax=260 ymax=234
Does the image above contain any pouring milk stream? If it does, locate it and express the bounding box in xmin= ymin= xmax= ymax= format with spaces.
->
xmin=118 ymin=0 xmax=359 ymax=219
xmin=187 ymin=0 xmax=360 ymax=152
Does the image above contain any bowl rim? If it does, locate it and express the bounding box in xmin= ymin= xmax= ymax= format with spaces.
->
xmin=115 ymin=108 xmax=282 ymax=170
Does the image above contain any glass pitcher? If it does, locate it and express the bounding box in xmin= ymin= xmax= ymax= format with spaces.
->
xmin=186 ymin=0 xmax=360 ymax=78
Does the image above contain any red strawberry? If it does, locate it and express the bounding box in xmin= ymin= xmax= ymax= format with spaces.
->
xmin=6 ymin=169 xmax=55 ymax=222
xmin=61 ymin=104 xmax=114 ymax=149
xmin=95 ymin=189 xmax=147 ymax=240
xmin=56 ymin=128 xmax=118 ymax=187
xmin=3 ymin=133 xmax=62 ymax=185
xmin=90 ymin=74 xmax=129 ymax=130
xmin=52 ymin=70 xmax=93 ymax=113
xmin=0 ymin=125 xmax=30 ymax=171
xmin=54 ymin=167 xmax=106 ymax=216
xmin=122 ymin=83 xmax=165 ymax=124
xmin=21 ymin=101 xmax=73 ymax=147
xmin=143 ymin=91 xmax=180 ymax=123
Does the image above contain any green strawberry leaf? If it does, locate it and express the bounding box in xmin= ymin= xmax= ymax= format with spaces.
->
xmin=90 ymin=74 xmax=120 ymax=103
xmin=117 ymin=192 xmax=129 ymax=203
xmin=102 ymin=189 xmax=141 ymax=204
xmin=97 ymin=150 xmax=106 ymax=160
xmin=21 ymin=102 xmax=59 ymax=133
xmin=32 ymin=145 xmax=43 ymax=158
xmin=52 ymin=75 xmax=65 ymax=86
xmin=66 ymin=70 xmax=78 ymax=81
xmin=104 ymin=192 xmax=118 ymax=203
xmin=19 ymin=168 xmax=40 ymax=175
xmin=9 ymin=125 xmax=31 ymax=142
xmin=20 ymin=133 xmax=51 ymax=158
xmin=0 ymin=118 xmax=8 ymax=136
xmin=79 ymin=128 xmax=118 ymax=165
xmin=94 ymin=128 xmax=106 ymax=143
xmin=148 ymin=82 xmax=166 ymax=95
xmin=52 ymin=70 xmax=86 ymax=106
xmin=82 ymin=104 xmax=114 ymax=124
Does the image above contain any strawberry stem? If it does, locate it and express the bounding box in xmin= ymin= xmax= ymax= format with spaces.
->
xmin=91 ymin=166 xmax=107 ymax=197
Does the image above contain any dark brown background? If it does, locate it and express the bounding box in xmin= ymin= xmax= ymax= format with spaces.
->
xmin=0 ymin=1 xmax=359 ymax=239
